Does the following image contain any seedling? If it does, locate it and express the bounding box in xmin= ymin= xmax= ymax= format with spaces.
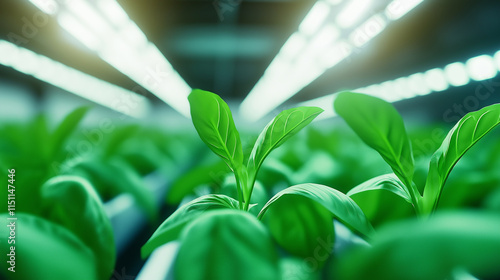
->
xmin=142 ymin=90 xmax=374 ymax=279
xmin=334 ymin=92 xmax=500 ymax=216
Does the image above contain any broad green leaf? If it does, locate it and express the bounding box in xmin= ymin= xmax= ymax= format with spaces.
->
xmin=336 ymin=211 xmax=500 ymax=280
xmin=265 ymin=195 xmax=334 ymax=261
xmin=423 ymin=103 xmax=500 ymax=213
xmin=334 ymin=92 xmax=415 ymax=193
xmin=258 ymin=184 xmax=375 ymax=238
xmin=141 ymin=194 xmax=239 ymax=258
xmin=50 ymin=107 xmax=90 ymax=159
xmin=167 ymin=161 xmax=228 ymax=204
xmin=175 ymin=210 xmax=280 ymax=280
xmin=102 ymin=125 xmax=140 ymax=158
xmin=71 ymin=159 xmax=157 ymax=221
xmin=0 ymin=213 xmax=98 ymax=280
xmin=41 ymin=175 xmax=115 ymax=279
xmin=188 ymin=89 xmax=243 ymax=171
xmin=248 ymin=106 xmax=323 ymax=176
xmin=347 ymin=173 xmax=412 ymax=204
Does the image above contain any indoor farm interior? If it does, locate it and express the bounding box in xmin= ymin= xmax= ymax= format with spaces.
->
xmin=1 ymin=0 xmax=500 ymax=279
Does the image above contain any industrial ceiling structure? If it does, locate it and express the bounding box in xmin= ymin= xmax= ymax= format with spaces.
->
xmin=0 ymin=0 xmax=500 ymax=122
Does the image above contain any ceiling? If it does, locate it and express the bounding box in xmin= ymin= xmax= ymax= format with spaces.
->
xmin=1 ymin=0 xmax=500 ymax=107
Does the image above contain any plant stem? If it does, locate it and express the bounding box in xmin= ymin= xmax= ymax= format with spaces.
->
xmin=405 ymin=178 xmax=422 ymax=216
xmin=233 ymin=168 xmax=244 ymax=210
xmin=243 ymin=173 xmax=256 ymax=211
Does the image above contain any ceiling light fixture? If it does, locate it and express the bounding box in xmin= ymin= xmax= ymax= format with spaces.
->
xmin=0 ymin=40 xmax=150 ymax=118
xmin=27 ymin=0 xmax=192 ymax=117
xmin=241 ymin=0 xmax=425 ymax=122
xmin=298 ymin=51 xmax=500 ymax=120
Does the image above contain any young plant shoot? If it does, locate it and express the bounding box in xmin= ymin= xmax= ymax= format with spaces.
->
xmin=334 ymin=91 xmax=500 ymax=216
xmin=142 ymin=90 xmax=374 ymax=280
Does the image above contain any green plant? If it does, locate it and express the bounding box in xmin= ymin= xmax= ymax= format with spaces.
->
xmin=0 ymin=175 xmax=115 ymax=280
xmin=330 ymin=92 xmax=500 ymax=280
xmin=334 ymin=91 xmax=500 ymax=216
xmin=142 ymin=89 xmax=374 ymax=279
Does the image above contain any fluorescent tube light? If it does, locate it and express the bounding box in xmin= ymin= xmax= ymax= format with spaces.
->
xmin=0 ymin=40 xmax=150 ymax=118
xmin=466 ymin=54 xmax=497 ymax=81
xmin=385 ymin=0 xmax=424 ymax=21
xmin=495 ymin=51 xmax=500 ymax=71
xmin=336 ymin=0 xmax=372 ymax=29
xmin=241 ymin=0 xmax=425 ymax=122
xmin=349 ymin=14 xmax=387 ymax=47
xmin=424 ymin=68 xmax=449 ymax=92
xmin=28 ymin=0 xmax=58 ymax=14
xmin=298 ymin=50 xmax=500 ymax=120
xmin=28 ymin=0 xmax=192 ymax=118
xmin=444 ymin=62 xmax=469 ymax=87
xmin=299 ymin=1 xmax=331 ymax=35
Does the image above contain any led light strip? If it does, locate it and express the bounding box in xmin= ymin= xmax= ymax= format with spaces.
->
xmin=27 ymin=0 xmax=192 ymax=117
xmin=299 ymin=50 xmax=500 ymax=120
xmin=0 ymin=40 xmax=150 ymax=118
xmin=240 ymin=0 xmax=425 ymax=122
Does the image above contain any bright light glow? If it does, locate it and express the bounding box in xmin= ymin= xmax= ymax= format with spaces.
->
xmin=336 ymin=0 xmax=372 ymax=28
xmin=322 ymin=41 xmax=352 ymax=68
xmin=64 ymin=0 xmax=114 ymax=38
xmin=444 ymin=62 xmax=469 ymax=87
xmin=326 ymin=0 xmax=343 ymax=5
xmin=407 ymin=73 xmax=431 ymax=96
xmin=242 ymin=0 xmax=424 ymax=122
xmin=57 ymin=12 xmax=99 ymax=51
xmin=28 ymin=0 xmax=58 ymax=14
xmin=392 ymin=77 xmax=412 ymax=99
xmin=349 ymin=14 xmax=387 ymax=47
xmin=385 ymin=0 xmax=424 ymax=21
xmin=378 ymin=80 xmax=398 ymax=101
xmin=98 ymin=0 xmax=129 ymax=28
xmin=299 ymin=1 xmax=331 ymax=35
xmin=466 ymin=55 xmax=497 ymax=81
xmin=304 ymin=24 xmax=340 ymax=55
xmin=0 ymin=40 xmax=150 ymax=118
xmin=298 ymin=50 xmax=500 ymax=122
xmin=28 ymin=0 xmax=192 ymax=118
xmin=494 ymin=51 xmax=500 ymax=71
xmin=280 ymin=32 xmax=307 ymax=59
xmin=424 ymin=68 xmax=449 ymax=91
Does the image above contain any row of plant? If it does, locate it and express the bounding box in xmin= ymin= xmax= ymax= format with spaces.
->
xmin=1 ymin=89 xmax=499 ymax=279
xmin=142 ymin=90 xmax=500 ymax=280
xmin=0 ymin=109 xmax=196 ymax=279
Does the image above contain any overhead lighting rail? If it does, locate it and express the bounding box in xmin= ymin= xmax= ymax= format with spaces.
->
xmin=240 ymin=0 xmax=424 ymax=122
xmin=0 ymin=39 xmax=150 ymax=118
xmin=27 ymin=0 xmax=192 ymax=117
xmin=299 ymin=50 xmax=500 ymax=120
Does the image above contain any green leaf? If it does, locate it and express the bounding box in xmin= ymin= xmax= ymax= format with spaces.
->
xmin=258 ymin=184 xmax=374 ymax=238
xmin=72 ymin=159 xmax=157 ymax=221
xmin=334 ymin=92 xmax=415 ymax=195
xmin=347 ymin=173 xmax=412 ymax=204
xmin=0 ymin=213 xmax=98 ymax=280
xmin=40 ymin=175 xmax=115 ymax=279
xmin=167 ymin=161 xmax=228 ymax=204
xmin=50 ymin=107 xmax=90 ymax=159
xmin=336 ymin=211 xmax=500 ymax=280
xmin=423 ymin=103 xmax=500 ymax=213
xmin=248 ymin=106 xmax=323 ymax=176
xmin=265 ymin=195 xmax=334 ymax=261
xmin=141 ymin=194 xmax=239 ymax=258
xmin=174 ymin=209 xmax=280 ymax=280
xmin=188 ymin=89 xmax=243 ymax=172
